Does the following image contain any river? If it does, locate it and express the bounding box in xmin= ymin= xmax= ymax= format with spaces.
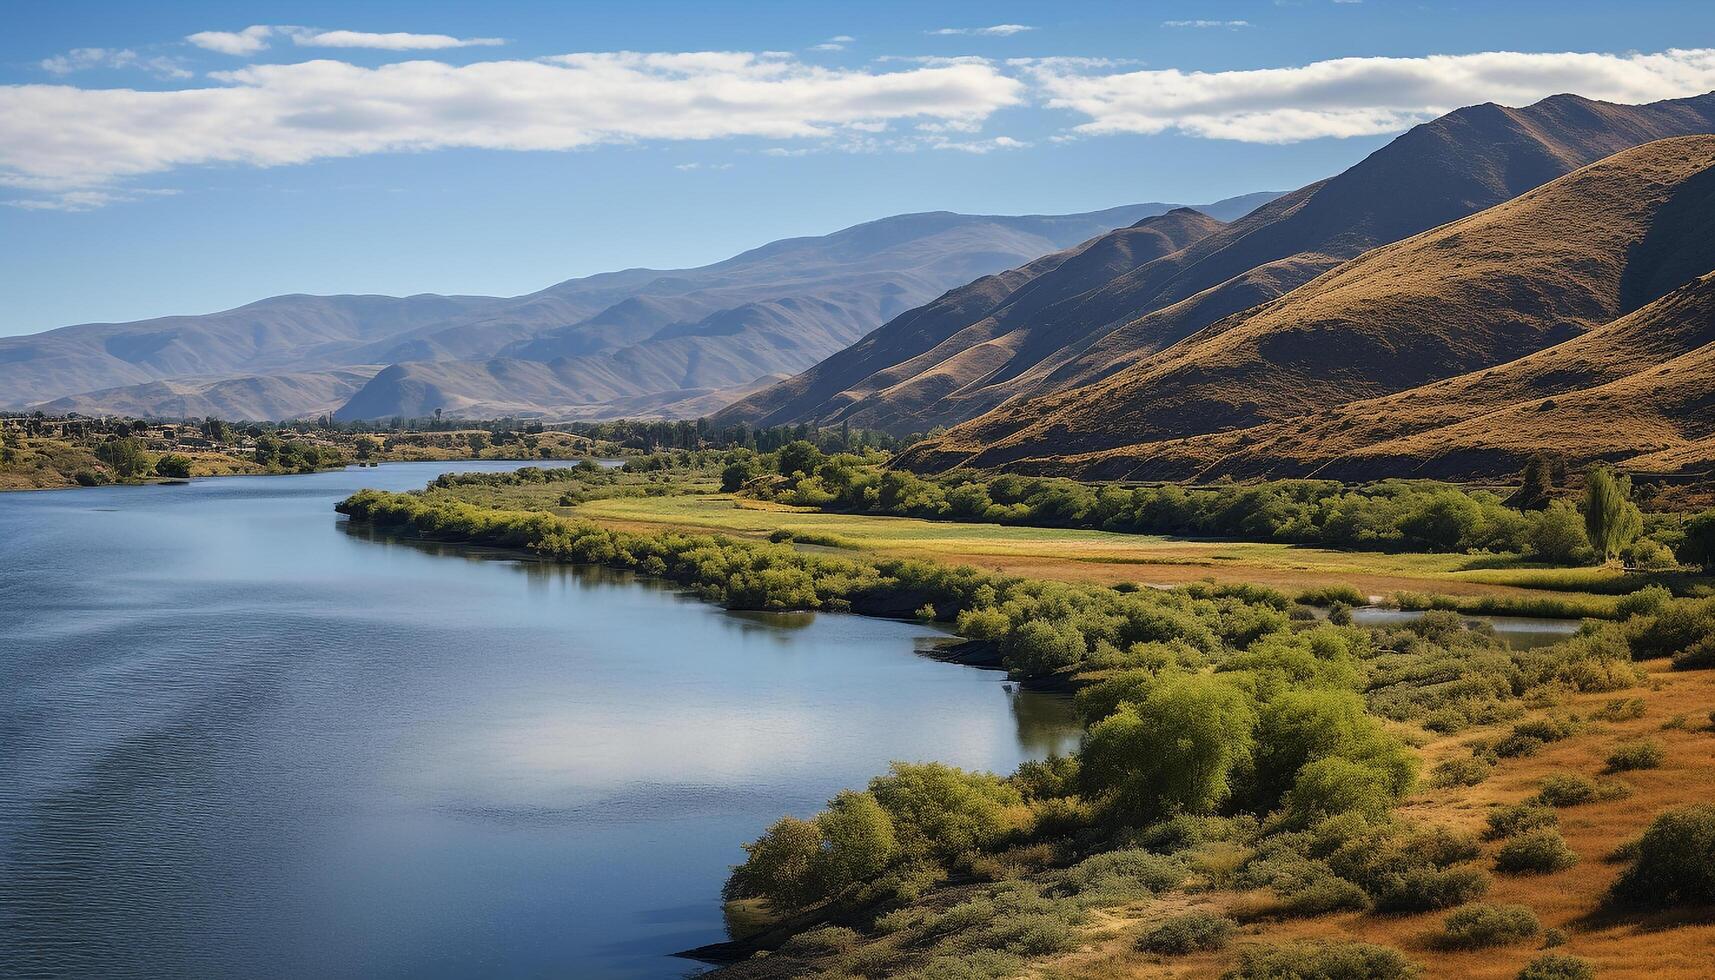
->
xmin=0 ymin=462 xmax=1081 ymax=979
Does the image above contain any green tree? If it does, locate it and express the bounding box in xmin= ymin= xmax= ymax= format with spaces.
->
xmin=1530 ymin=501 xmax=1590 ymax=564
xmin=1080 ymin=674 xmax=1256 ymax=822
xmin=1677 ymin=510 xmax=1715 ymax=573
xmin=1516 ymin=455 xmax=1555 ymax=511
xmin=868 ymin=762 xmax=1023 ymax=863
xmin=723 ymin=815 xmax=822 ymax=909
xmin=775 ymin=440 xmax=824 ymax=478
xmin=812 ymin=790 xmax=897 ymax=893
xmin=720 ymin=452 xmax=764 ymax=492
xmin=153 ymin=454 xmax=193 ymax=478
xmin=1582 ymin=466 xmax=1642 ymax=561
xmin=96 ymin=437 xmax=150 ymax=480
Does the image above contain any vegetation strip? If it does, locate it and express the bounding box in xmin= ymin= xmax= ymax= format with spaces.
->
xmin=337 ymin=478 xmax=1715 ymax=978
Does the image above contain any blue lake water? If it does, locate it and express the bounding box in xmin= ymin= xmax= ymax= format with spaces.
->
xmin=0 ymin=462 xmax=1079 ymax=979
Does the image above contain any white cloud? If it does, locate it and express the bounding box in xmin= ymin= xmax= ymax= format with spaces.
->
xmin=828 ymin=36 xmax=856 ymax=44
xmin=289 ymin=30 xmax=505 ymax=50
xmin=675 ymin=161 xmax=733 ymax=170
xmin=0 ymin=51 xmax=1022 ymax=207
xmin=930 ymin=135 xmax=1029 ymax=153
xmin=186 ymin=25 xmax=506 ymax=54
xmin=1029 ymin=47 xmax=1715 ymax=142
xmin=1162 ymin=20 xmax=1251 ymax=29
xmin=811 ymin=43 xmax=846 ymax=52
xmin=40 ymin=47 xmax=191 ymax=79
xmin=186 ymin=25 xmax=274 ymax=55
xmin=928 ymin=24 xmax=1035 ymax=37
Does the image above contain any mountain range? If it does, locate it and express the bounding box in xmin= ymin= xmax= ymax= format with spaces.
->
xmin=718 ymin=93 xmax=1715 ymax=445
xmin=899 ymin=131 xmax=1715 ymax=480
xmin=6 ymin=195 xmax=1277 ymax=422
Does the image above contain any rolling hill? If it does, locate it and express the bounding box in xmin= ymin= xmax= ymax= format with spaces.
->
xmin=6 ymin=200 xmax=1272 ymax=421
xmin=899 ymin=134 xmax=1715 ymax=481
xmin=718 ymin=92 xmax=1715 ymax=436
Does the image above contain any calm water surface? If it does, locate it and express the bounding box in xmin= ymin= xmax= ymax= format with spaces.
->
xmin=0 ymin=463 xmax=1080 ymax=979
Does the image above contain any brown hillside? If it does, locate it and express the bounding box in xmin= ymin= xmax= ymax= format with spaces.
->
xmin=710 ymin=208 xmax=1229 ymax=430
xmin=903 ymin=135 xmax=1715 ymax=477
xmin=720 ymin=93 xmax=1715 ymax=436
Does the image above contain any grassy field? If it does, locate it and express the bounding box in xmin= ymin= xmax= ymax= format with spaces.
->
xmin=554 ymin=493 xmax=1691 ymax=613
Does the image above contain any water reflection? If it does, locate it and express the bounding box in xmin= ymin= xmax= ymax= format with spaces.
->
xmin=1 ymin=462 xmax=1081 ymax=980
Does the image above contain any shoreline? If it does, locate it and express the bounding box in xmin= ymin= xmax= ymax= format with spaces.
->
xmin=0 ymin=453 xmax=608 ymax=493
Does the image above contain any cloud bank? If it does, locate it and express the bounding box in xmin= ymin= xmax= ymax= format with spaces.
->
xmin=186 ymin=26 xmax=505 ymax=54
xmin=1031 ymin=47 xmax=1715 ymax=142
xmin=0 ymin=51 xmax=1022 ymax=206
xmin=9 ymin=43 xmax=1715 ymax=209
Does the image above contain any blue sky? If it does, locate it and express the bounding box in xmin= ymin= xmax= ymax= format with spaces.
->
xmin=3 ymin=0 xmax=1712 ymax=337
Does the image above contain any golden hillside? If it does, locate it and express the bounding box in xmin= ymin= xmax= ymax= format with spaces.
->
xmin=721 ymin=93 xmax=1715 ymax=437
xmin=905 ymin=136 xmax=1715 ymax=478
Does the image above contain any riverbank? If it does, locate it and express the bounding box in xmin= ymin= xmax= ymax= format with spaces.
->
xmin=339 ymin=473 xmax=1715 ymax=979
xmin=0 ymin=425 xmax=609 ymax=491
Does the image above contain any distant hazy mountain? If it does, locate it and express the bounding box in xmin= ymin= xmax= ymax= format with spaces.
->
xmin=902 ymin=130 xmax=1715 ymax=480
xmin=5 ymin=197 xmax=1277 ymax=421
xmin=721 ymin=93 xmax=1715 ymax=439
xmin=33 ymin=370 xmax=379 ymax=423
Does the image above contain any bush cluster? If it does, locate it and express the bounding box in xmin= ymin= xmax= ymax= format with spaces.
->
xmin=1440 ymin=903 xmax=1540 ymax=948
xmin=742 ymin=450 xmax=1591 ymax=556
xmin=1494 ymin=829 xmax=1579 ymax=875
xmin=1137 ymin=912 xmax=1235 ymax=954
xmin=1611 ymin=804 xmax=1715 ymax=907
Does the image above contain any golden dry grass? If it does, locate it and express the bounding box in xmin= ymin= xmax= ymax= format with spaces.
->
xmin=1032 ymin=667 xmax=1715 ymax=979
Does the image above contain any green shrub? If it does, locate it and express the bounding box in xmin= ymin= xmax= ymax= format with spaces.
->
xmin=1225 ymin=940 xmax=1420 ymax=979
xmin=1616 ymin=584 xmax=1673 ymax=618
xmin=1532 ymin=773 xmax=1595 ymax=807
xmin=1367 ymin=863 xmax=1491 ymax=912
xmin=1495 ymin=829 xmax=1579 ymax=875
xmin=1079 ymin=674 xmax=1256 ymax=822
xmin=153 ymin=453 xmax=193 ymax=478
xmin=1674 ymin=635 xmax=1715 ymax=670
xmin=1605 ymin=739 xmax=1663 ymax=772
xmin=1298 ymin=584 xmax=1367 ymax=608
xmin=907 ymin=950 xmax=1023 ymax=980
xmin=1279 ymin=757 xmax=1400 ymax=828
xmin=1532 ymin=772 xmax=1629 ymax=808
xmin=1063 ymin=849 xmax=1184 ymax=897
xmin=1611 ymin=804 xmax=1715 ymax=907
xmin=1494 ymin=732 xmax=1545 ymax=758
xmin=1512 ymin=715 xmax=1579 ymax=743
xmin=1002 ymin=619 xmax=1087 ymax=675
xmin=1440 ymin=903 xmax=1541 ymax=948
xmin=1276 ymin=875 xmax=1371 ymax=916
xmin=1517 ymin=953 xmax=1596 ymax=980
xmin=779 ymin=925 xmax=860 ymax=957
xmin=1429 ymin=756 xmax=1492 ymax=788
xmin=1530 ymin=501 xmax=1590 ymax=564
xmin=870 ymin=762 xmax=1025 ymax=864
xmin=1628 ymin=600 xmax=1715 ymax=659
xmin=1137 ymin=911 xmax=1235 ymax=954
xmin=1676 ymin=510 xmax=1715 ymax=572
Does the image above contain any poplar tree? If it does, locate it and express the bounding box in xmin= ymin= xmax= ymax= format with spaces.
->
xmin=1582 ymin=466 xmax=1642 ymax=561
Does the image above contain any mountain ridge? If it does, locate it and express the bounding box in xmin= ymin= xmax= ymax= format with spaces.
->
xmin=718 ymin=92 xmax=1715 ymax=437
xmin=7 ymin=196 xmax=1278 ymax=420
xmin=899 ymin=133 xmax=1715 ymax=480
